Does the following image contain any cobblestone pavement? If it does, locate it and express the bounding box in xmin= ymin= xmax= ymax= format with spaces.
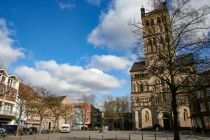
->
xmin=1 ymin=131 xmax=210 ymax=140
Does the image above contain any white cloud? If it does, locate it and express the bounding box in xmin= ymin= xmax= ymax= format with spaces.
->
xmin=87 ymin=0 xmax=153 ymax=50
xmin=0 ymin=18 xmax=24 ymax=68
xmin=58 ymin=1 xmax=75 ymax=10
xmin=189 ymin=0 xmax=210 ymax=9
xmin=87 ymin=0 xmax=101 ymax=6
xmin=15 ymin=60 xmax=124 ymax=99
xmin=88 ymin=55 xmax=132 ymax=72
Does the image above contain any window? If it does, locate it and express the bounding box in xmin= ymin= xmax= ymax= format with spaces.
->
xmin=153 ymin=38 xmax=157 ymax=45
xmin=197 ymin=91 xmax=204 ymax=98
xmin=148 ymin=38 xmax=152 ymax=46
xmin=200 ymin=103 xmax=206 ymax=112
xmin=208 ymin=102 xmax=210 ymax=110
xmin=0 ymin=88 xmax=4 ymax=94
xmin=150 ymin=46 xmax=153 ymax=53
xmin=183 ymin=109 xmax=188 ymax=121
xmin=160 ymin=36 xmax=164 ymax=44
xmin=145 ymin=111 xmax=149 ymax=122
xmin=146 ymin=20 xmax=150 ymax=26
xmin=139 ymin=84 xmax=144 ymax=92
xmin=206 ymin=88 xmax=210 ymax=96
xmin=150 ymin=19 xmax=154 ymax=25
xmin=157 ymin=17 xmax=161 ymax=23
xmin=162 ymin=16 xmax=167 ymax=22
xmin=133 ymin=85 xmax=136 ymax=92
xmin=8 ymin=78 xmax=13 ymax=87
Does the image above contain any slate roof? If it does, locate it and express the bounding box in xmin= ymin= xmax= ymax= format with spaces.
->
xmin=175 ymin=53 xmax=194 ymax=66
xmin=130 ymin=53 xmax=194 ymax=73
xmin=130 ymin=61 xmax=146 ymax=72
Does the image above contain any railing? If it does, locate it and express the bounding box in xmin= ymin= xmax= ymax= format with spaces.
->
xmin=0 ymin=109 xmax=16 ymax=116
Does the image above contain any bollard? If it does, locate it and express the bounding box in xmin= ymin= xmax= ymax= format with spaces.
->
xmin=141 ymin=133 xmax=143 ymax=140
xmin=102 ymin=135 xmax=103 ymax=140
xmin=129 ymin=134 xmax=131 ymax=140
xmin=154 ymin=133 xmax=156 ymax=140
xmin=89 ymin=136 xmax=91 ymax=140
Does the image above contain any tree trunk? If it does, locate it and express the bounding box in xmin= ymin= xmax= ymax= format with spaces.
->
xmin=171 ymin=92 xmax=180 ymax=140
xmin=16 ymin=112 xmax=22 ymax=136
xmin=39 ymin=117 xmax=43 ymax=134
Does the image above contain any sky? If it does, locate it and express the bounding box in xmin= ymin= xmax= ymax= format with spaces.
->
xmin=0 ymin=0 xmax=209 ymax=107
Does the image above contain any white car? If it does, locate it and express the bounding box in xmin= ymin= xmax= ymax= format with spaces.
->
xmin=60 ymin=124 xmax=71 ymax=133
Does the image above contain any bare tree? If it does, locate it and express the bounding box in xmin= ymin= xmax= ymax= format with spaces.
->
xmin=28 ymin=87 xmax=50 ymax=134
xmin=81 ymin=94 xmax=96 ymax=105
xmin=131 ymin=0 xmax=210 ymax=139
xmin=15 ymin=83 xmax=33 ymax=136
xmin=103 ymin=95 xmax=130 ymax=130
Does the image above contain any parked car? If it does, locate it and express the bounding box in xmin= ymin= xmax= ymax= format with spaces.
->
xmin=30 ymin=127 xmax=38 ymax=134
xmin=19 ymin=127 xmax=33 ymax=135
xmin=1 ymin=125 xmax=17 ymax=135
xmin=59 ymin=124 xmax=71 ymax=133
xmin=0 ymin=127 xmax=6 ymax=137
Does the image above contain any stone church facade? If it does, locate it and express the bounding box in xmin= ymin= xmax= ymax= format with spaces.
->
xmin=130 ymin=2 xmax=192 ymax=130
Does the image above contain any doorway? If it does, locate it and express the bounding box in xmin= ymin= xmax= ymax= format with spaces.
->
xmin=163 ymin=114 xmax=170 ymax=130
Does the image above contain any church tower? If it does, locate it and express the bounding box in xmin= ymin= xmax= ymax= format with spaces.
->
xmin=141 ymin=2 xmax=172 ymax=66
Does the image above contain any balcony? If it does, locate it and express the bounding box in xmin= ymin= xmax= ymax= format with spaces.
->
xmin=0 ymin=109 xmax=17 ymax=118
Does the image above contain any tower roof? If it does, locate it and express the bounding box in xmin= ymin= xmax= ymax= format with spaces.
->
xmin=130 ymin=61 xmax=146 ymax=72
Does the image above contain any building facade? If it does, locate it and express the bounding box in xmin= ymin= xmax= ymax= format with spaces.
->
xmin=0 ymin=68 xmax=19 ymax=125
xmin=71 ymin=103 xmax=101 ymax=130
xmin=191 ymin=70 xmax=210 ymax=129
xmin=130 ymin=2 xmax=192 ymax=130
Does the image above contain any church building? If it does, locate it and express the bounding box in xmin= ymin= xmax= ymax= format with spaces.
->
xmin=130 ymin=2 xmax=192 ymax=130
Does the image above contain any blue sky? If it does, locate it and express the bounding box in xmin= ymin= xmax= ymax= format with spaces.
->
xmin=0 ymin=0 xmax=209 ymax=106
xmin=0 ymin=0 xmax=144 ymax=104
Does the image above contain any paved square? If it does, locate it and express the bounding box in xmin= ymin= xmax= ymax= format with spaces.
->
xmin=3 ymin=131 xmax=210 ymax=140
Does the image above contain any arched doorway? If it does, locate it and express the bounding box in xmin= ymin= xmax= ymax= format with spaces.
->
xmin=163 ymin=114 xmax=170 ymax=130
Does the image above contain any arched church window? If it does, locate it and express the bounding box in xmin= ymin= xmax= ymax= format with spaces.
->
xmin=183 ymin=109 xmax=188 ymax=121
xmin=145 ymin=111 xmax=149 ymax=122
xmin=150 ymin=19 xmax=154 ymax=25
xmin=133 ymin=85 xmax=136 ymax=92
xmin=148 ymin=38 xmax=152 ymax=46
xmin=157 ymin=17 xmax=161 ymax=23
xmin=139 ymin=84 xmax=144 ymax=92
xmin=146 ymin=20 xmax=150 ymax=26
xmin=160 ymin=36 xmax=164 ymax=44
xmin=153 ymin=37 xmax=157 ymax=45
